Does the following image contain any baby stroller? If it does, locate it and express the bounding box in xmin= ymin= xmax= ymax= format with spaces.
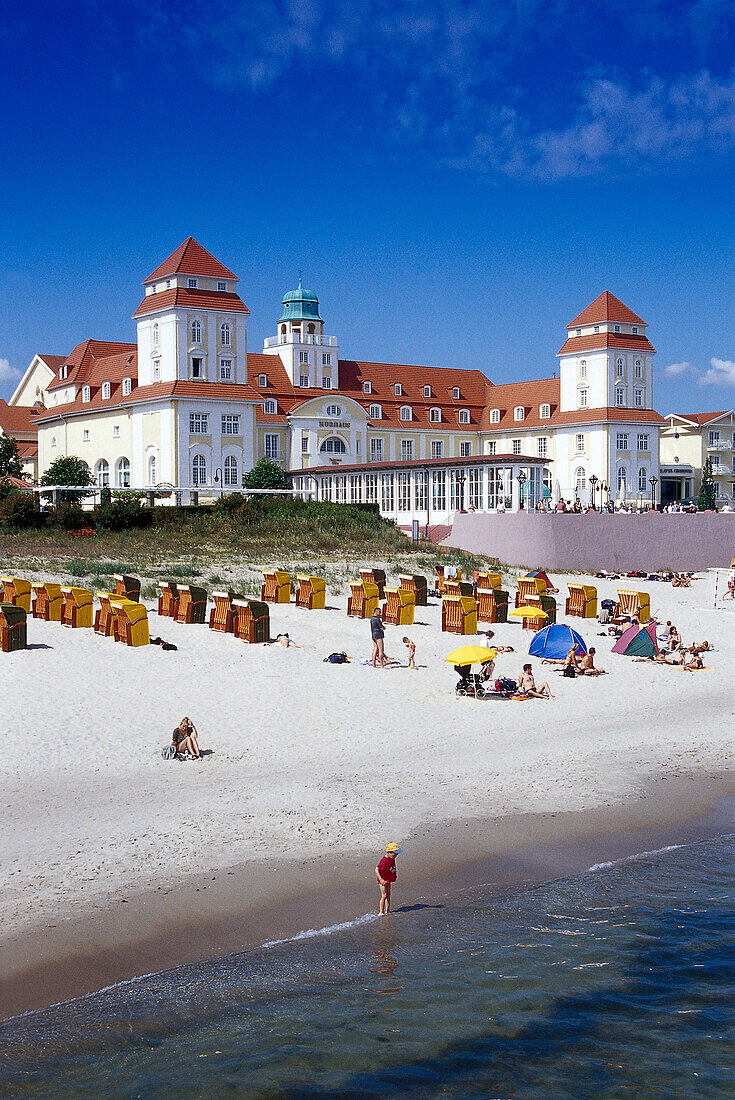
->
xmin=454 ymin=663 xmax=488 ymax=698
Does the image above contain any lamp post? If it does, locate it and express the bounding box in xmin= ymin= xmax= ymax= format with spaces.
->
xmin=214 ymin=466 xmax=223 ymax=499
xmin=457 ymin=472 xmax=466 ymax=512
xmin=649 ymin=475 xmax=658 ymax=512
xmin=600 ymin=480 xmax=610 ymax=511
xmin=517 ymin=471 xmax=527 ymax=511
xmin=589 ymin=474 xmax=599 ymax=512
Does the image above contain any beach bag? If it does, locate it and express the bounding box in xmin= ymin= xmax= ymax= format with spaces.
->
xmin=324 ymin=652 xmax=348 ymax=664
xmin=496 ymin=677 xmax=517 ymax=693
xmin=563 ymin=665 xmax=576 ymax=678
xmin=161 ymin=745 xmax=176 ymax=760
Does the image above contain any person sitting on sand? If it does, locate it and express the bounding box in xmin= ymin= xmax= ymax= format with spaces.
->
xmin=561 ymin=644 xmax=582 ymax=674
xmin=171 ymin=716 xmax=201 ymax=759
xmin=664 ymin=626 xmax=682 ymax=654
xmin=518 ymin=663 xmax=552 ymax=698
xmin=269 ymin=633 xmax=302 ymax=648
xmin=578 ymin=647 xmax=606 ymax=675
xmin=682 ymin=649 xmax=704 ymax=671
xmin=403 ymin=636 xmax=416 ymax=668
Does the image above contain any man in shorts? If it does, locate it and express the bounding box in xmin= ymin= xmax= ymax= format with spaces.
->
xmin=375 ymin=843 xmax=402 ymax=914
xmin=370 ymin=607 xmax=386 ymax=667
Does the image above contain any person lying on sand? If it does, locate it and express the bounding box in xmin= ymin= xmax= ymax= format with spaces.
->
xmin=634 ymin=650 xmax=684 ymax=665
xmin=577 ymin=647 xmax=606 ymax=675
xmin=518 ymin=663 xmax=552 ymax=698
xmin=269 ymin=633 xmax=302 ymax=648
xmin=685 ymin=640 xmax=710 ymax=653
xmin=172 ymin=716 xmax=201 ymax=759
xmin=682 ymin=650 xmax=705 ymax=671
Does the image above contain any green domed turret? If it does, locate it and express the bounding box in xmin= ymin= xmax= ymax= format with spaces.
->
xmin=278 ymin=274 xmax=323 ymax=323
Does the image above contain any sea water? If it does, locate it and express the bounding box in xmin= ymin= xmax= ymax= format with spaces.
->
xmin=1 ymin=834 xmax=734 ymax=1099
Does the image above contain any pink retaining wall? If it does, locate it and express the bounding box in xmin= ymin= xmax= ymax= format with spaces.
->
xmin=444 ymin=513 xmax=735 ymax=572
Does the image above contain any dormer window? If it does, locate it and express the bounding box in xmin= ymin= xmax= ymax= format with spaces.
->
xmin=363 ymin=381 xmax=372 ymax=394
xmin=514 ymin=405 xmax=525 ymax=421
xmin=458 ymin=409 xmax=470 ymax=424
xmin=264 ymin=399 xmax=277 ymax=414
xmin=594 ymin=325 xmax=599 ymax=333
xmin=165 ymin=279 xmax=171 ymax=289
xmin=82 ymin=385 xmax=91 ymax=403
xmin=632 ymin=325 xmax=638 ymax=334
xmin=191 ymin=320 xmax=201 ymax=344
xmin=423 ymin=385 xmax=431 ymax=398
xmin=452 ymin=386 xmax=460 ymax=400
xmin=429 ymin=407 xmax=441 ymax=423
xmin=394 ymin=383 xmax=402 ymax=396
xmin=399 ymin=405 xmax=412 ymax=422
xmin=101 ymin=382 xmax=111 ymax=400
xmin=218 ymin=281 xmax=227 ymax=292
xmin=188 ymin=278 xmax=198 ymax=289
xmin=258 ymin=374 xmax=268 ymax=388
xmin=122 ymin=377 xmax=132 ymax=396
xmin=540 ymin=403 xmax=551 ymax=419
xmin=614 ymin=324 xmax=621 ymax=333
xmin=369 ymin=404 xmax=382 ymax=419
xmin=490 ymin=408 xmax=500 ymax=423
xmin=576 ymin=328 xmax=581 ymax=336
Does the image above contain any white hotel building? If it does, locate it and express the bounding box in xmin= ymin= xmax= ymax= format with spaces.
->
xmin=12 ymin=238 xmax=670 ymax=525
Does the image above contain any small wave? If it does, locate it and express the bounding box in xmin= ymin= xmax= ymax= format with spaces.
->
xmin=260 ymin=911 xmax=378 ymax=949
xmin=588 ymin=844 xmax=682 ymax=873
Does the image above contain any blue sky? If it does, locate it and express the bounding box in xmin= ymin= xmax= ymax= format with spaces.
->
xmin=2 ymin=0 xmax=735 ymax=413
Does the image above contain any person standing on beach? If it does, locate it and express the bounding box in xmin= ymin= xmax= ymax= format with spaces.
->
xmin=376 ymin=843 xmax=402 ymax=914
xmin=370 ymin=607 xmax=386 ymax=667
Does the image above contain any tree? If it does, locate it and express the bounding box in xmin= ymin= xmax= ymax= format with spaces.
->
xmin=0 ymin=432 xmax=23 ymax=479
xmin=697 ymin=456 xmax=717 ymax=511
xmin=40 ymin=455 xmax=94 ymax=503
xmin=242 ymin=457 xmax=292 ymax=491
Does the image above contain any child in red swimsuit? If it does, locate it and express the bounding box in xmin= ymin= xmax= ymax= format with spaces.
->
xmin=375 ymin=843 xmax=402 ymax=914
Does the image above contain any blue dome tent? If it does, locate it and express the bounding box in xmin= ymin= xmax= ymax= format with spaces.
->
xmin=529 ymin=623 xmax=588 ymax=659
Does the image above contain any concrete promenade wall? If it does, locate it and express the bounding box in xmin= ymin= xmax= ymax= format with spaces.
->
xmin=443 ymin=512 xmax=735 ymax=572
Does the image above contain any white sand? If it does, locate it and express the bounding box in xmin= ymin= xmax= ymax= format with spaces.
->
xmin=2 ymin=571 xmax=733 ymax=954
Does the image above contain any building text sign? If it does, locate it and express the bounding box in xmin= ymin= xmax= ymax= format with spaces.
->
xmin=319 ymin=420 xmax=349 ymax=428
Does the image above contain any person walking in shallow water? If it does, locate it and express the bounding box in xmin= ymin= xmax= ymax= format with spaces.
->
xmin=376 ymin=843 xmax=402 ymax=914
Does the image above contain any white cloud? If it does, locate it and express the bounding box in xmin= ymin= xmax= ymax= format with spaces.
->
xmin=665 ymin=361 xmax=695 ymax=377
xmin=0 ymin=358 xmax=21 ymax=382
xmin=699 ymin=357 xmax=735 ymax=386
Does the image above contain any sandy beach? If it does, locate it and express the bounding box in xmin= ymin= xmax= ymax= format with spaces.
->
xmin=2 ymin=568 xmax=734 ymax=1018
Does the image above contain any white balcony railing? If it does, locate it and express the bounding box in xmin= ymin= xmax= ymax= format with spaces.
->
xmin=263 ymin=333 xmax=338 ymax=349
xmin=707 ymin=440 xmax=732 ymax=451
xmin=711 ymin=464 xmax=730 ymax=476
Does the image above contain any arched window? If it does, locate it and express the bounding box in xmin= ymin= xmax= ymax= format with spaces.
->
xmin=617 ymin=466 xmax=627 ymax=495
xmin=580 ymin=360 xmax=587 ymax=379
xmin=575 ymin=466 xmax=586 ymax=492
xmin=638 ymin=466 xmax=647 ymax=492
xmin=280 ymin=324 xmax=287 ymax=337
xmin=369 ymin=404 xmax=381 ymax=419
xmin=192 ymin=454 xmax=207 ymax=485
xmin=224 ymin=455 xmax=238 ymax=486
xmin=147 ymin=454 xmax=157 ymax=487
xmin=539 ymin=403 xmax=550 ymax=418
xmin=220 ymin=322 xmax=230 ymax=346
xmin=152 ymin=322 xmax=159 ymax=346
xmin=616 ymin=357 xmax=624 ymax=377
xmin=458 ymin=409 xmax=470 ymax=424
xmin=191 ymin=320 xmax=202 ymax=344
xmin=307 ymin=323 xmax=315 ymax=334
xmin=122 ymin=377 xmax=132 ymax=396
xmin=82 ymin=385 xmax=91 ymax=403
xmin=101 ymin=381 xmax=111 ymax=400
xmin=116 ymin=457 xmax=131 ymax=488
xmin=95 ymin=459 xmax=109 ymax=487
xmin=399 ymin=405 xmax=412 ymax=421
xmin=319 ymin=436 xmax=347 ymax=454
xmin=429 ymin=407 xmax=441 ymax=423
xmin=326 ymin=404 xmax=342 ymax=417
xmin=514 ymin=405 xmax=525 ymax=421
xmin=264 ymin=399 xmax=277 ymax=414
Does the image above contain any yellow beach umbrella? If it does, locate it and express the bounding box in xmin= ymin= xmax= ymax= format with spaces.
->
xmin=445 ymin=645 xmax=498 ymax=665
xmin=509 ymin=605 xmax=548 ymax=620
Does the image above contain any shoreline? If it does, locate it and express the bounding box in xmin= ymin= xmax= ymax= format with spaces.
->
xmin=4 ymin=769 xmax=733 ymax=1022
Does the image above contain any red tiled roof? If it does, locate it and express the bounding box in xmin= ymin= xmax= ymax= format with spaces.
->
xmin=557 ymin=332 xmax=655 ymax=355
xmin=37 ymin=355 xmax=66 ymax=370
xmin=672 ymin=411 xmax=730 ymax=425
xmin=479 ymin=377 xmax=560 ymax=431
xmin=46 ymin=340 xmax=137 ymax=391
xmin=248 ymin=353 xmax=492 ymax=428
xmin=16 ymin=440 xmax=38 ymax=458
xmin=552 ymin=407 xmax=666 ymax=426
xmin=144 ymin=237 xmax=237 ymax=283
xmin=0 ymin=400 xmax=39 ymax=434
xmin=568 ymin=291 xmax=645 ymax=328
xmin=133 ymin=287 xmax=250 ymax=319
xmin=36 ymin=374 xmax=262 ymax=421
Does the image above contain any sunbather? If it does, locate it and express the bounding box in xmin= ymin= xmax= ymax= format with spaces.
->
xmin=682 ymin=650 xmax=704 ymax=671
xmin=518 ymin=663 xmax=552 ymax=698
xmin=172 ymin=716 xmax=201 ymax=759
xmin=578 ymin=647 xmax=606 ymax=675
xmin=269 ymin=633 xmax=302 ymax=648
xmin=685 ymin=639 xmax=710 ymax=653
